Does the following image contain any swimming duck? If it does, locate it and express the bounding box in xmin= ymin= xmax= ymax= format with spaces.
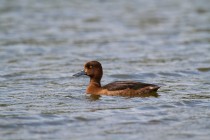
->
xmin=73 ymin=61 xmax=160 ymax=97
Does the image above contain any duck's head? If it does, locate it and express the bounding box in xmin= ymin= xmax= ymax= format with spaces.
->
xmin=73 ymin=61 xmax=103 ymax=81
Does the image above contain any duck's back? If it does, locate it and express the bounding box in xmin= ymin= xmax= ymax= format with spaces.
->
xmin=102 ymin=81 xmax=159 ymax=92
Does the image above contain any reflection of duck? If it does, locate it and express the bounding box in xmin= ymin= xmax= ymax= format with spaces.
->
xmin=73 ymin=61 xmax=160 ymax=97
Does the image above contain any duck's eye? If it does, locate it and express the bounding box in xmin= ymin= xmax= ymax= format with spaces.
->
xmin=89 ymin=65 xmax=93 ymax=69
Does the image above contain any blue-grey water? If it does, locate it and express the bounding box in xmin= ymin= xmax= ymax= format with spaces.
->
xmin=0 ymin=0 xmax=210 ymax=139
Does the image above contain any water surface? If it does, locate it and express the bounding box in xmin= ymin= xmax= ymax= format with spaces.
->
xmin=0 ymin=0 xmax=210 ymax=139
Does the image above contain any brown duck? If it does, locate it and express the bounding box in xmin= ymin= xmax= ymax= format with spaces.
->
xmin=73 ymin=61 xmax=160 ymax=97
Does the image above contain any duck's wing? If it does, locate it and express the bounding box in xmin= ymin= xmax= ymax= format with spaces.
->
xmin=102 ymin=81 xmax=159 ymax=91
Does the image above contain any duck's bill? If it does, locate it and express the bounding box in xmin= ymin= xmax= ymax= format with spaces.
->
xmin=73 ymin=70 xmax=86 ymax=77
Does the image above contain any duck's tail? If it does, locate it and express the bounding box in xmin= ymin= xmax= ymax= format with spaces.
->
xmin=150 ymin=85 xmax=160 ymax=92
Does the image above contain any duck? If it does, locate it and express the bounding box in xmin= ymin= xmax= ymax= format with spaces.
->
xmin=73 ymin=61 xmax=160 ymax=97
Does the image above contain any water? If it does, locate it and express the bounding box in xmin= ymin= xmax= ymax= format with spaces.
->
xmin=0 ymin=0 xmax=210 ymax=139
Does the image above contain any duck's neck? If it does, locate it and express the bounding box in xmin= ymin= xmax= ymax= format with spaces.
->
xmin=86 ymin=78 xmax=102 ymax=94
xmin=89 ymin=78 xmax=101 ymax=88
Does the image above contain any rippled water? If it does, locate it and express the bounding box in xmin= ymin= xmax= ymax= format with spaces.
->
xmin=0 ymin=0 xmax=210 ymax=139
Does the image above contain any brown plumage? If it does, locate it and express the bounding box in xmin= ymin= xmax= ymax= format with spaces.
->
xmin=73 ymin=61 xmax=160 ymax=97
